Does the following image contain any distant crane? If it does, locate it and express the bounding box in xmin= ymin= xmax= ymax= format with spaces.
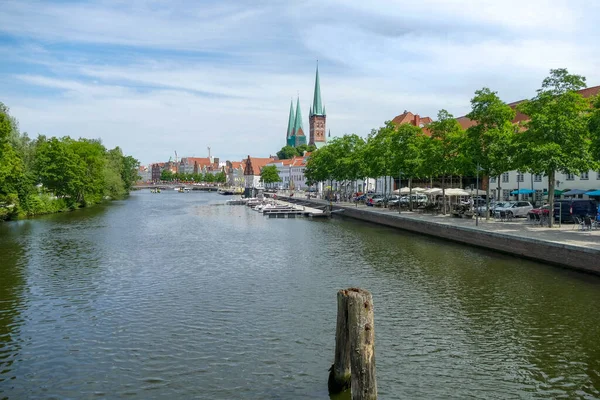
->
xmin=174 ymin=151 xmax=178 ymax=163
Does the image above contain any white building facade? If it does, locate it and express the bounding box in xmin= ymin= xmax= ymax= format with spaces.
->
xmin=488 ymin=169 xmax=600 ymax=205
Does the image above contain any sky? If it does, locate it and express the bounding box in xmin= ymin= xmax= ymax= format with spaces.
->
xmin=1 ymin=0 xmax=599 ymax=165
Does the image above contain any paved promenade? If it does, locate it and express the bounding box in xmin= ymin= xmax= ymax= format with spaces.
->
xmin=276 ymin=192 xmax=600 ymax=274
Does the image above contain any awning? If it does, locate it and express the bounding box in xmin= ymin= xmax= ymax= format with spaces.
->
xmin=510 ymin=188 xmax=535 ymax=195
xmin=585 ymin=190 xmax=600 ymax=196
xmin=562 ymin=189 xmax=590 ymax=196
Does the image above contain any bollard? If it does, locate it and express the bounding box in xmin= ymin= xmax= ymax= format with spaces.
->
xmin=328 ymin=288 xmax=377 ymax=399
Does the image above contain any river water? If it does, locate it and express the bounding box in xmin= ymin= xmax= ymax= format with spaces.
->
xmin=1 ymin=191 xmax=599 ymax=399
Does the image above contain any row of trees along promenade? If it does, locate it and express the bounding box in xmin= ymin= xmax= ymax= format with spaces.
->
xmin=304 ymin=69 xmax=600 ymax=227
xmin=158 ymin=169 xmax=227 ymax=184
xmin=0 ymin=102 xmax=140 ymax=221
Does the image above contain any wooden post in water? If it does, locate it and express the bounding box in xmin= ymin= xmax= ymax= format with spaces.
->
xmin=328 ymin=288 xmax=377 ymax=399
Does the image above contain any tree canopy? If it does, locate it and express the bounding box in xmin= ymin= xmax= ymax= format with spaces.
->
xmin=260 ymin=165 xmax=281 ymax=184
xmin=0 ymin=102 xmax=140 ymax=220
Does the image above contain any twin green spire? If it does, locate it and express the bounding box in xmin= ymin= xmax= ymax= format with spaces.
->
xmin=286 ymin=97 xmax=306 ymax=147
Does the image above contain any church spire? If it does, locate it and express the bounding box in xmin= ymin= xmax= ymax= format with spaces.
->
xmin=312 ymin=62 xmax=324 ymax=116
xmin=286 ymin=99 xmax=295 ymax=139
xmin=293 ymin=96 xmax=303 ymax=133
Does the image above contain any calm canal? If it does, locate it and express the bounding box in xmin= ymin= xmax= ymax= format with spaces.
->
xmin=1 ymin=191 xmax=600 ymax=399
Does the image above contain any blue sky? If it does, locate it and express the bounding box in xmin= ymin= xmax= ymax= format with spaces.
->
xmin=1 ymin=0 xmax=599 ymax=164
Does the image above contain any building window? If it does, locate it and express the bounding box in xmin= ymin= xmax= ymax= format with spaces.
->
xmin=580 ymin=171 xmax=589 ymax=180
xmin=597 ymin=171 xmax=600 ymax=180
xmin=517 ymin=172 xmax=524 ymax=182
xmin=490 ymin=189 xmax=496 ymax=200
xmin=490 ymin=176 xmax=496 ymax=183
xmin=565 ymin=173 xmax=575 ymax=181
xmin=502 ymin=189 xmax=510 ymax=200
xmin=534 ymin=174 xmax=542 ymax=182
xmin=535 ymin=190 xmax=543 ymax=202
xmin=502 ymin=173 xmax=509 ymax=183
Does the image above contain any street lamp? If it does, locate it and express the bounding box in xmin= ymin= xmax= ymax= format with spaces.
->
xmin=476 ymin=164 xmax=480 ymax=227
xmin=398 ymin=169 xmax=402 ymax=214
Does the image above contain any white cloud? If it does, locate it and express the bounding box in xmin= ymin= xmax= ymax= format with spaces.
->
xmin=2 ymin=0 xmax=600 ymax=164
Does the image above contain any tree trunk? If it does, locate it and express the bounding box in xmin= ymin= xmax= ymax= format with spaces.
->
xmin=460 ymin=175 xmax=463 ymax=188
xmin=408 ymin=178 xmax=413 ymax=211
xmin=347 ymin=288 xmax=377 ymax=400
xmin=548 ymin=170 xmax=555 ymax=228
xmin=328 ymin=291 xmax=351 ymax=394
xmin=485 ymin=183 xmax=490 ymax=221
xmin=442 ymin=176 xmax=446 ymax=214
xmin=497 ymin=176 xmax=501 ymax=201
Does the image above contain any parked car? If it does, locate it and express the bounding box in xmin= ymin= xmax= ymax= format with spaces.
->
xmin=400 ymin=194 xmax=428 ymax=204
xmin=494 ymin=201 xmax=533 ymax=218
xmin=366 ymin=194 xmax=383 ymax=207
xmin=354 ymin=194 xmax=367 ymax=202
xmin=553 ymin=199 xmax=598 ymax=223
xmin=387 ymin=195 xmax=402 ymax=207
xmin=475 ymin=201 xmax=507 ymax=216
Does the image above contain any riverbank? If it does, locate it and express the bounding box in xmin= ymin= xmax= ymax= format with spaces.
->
xmin=277 ymin=195 xmax=600 ymax=275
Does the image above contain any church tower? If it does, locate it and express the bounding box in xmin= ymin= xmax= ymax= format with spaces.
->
xmin=309 ymin=64 xmax=326 ymax=148
xmin=286 ymin=99 xmax=295 ymax=147
xmin=292 ymin=96 xmax=307 ymax=147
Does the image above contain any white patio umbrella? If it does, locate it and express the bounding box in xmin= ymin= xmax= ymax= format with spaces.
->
xmin=424 ymin=188 xmax=442 ymax=195
xmin=444 ymin=188 xmax=470 ymax=196
xmin=467 ymin=188 xmax=486 ymax=196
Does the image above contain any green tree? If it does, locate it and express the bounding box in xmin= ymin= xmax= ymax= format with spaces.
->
xmin=363 ymin=123 xmax=395 ymax=194
xmin=465 ymin=88 xmax=516 ymax=219
xmin=204 ymin=172 xmax=215 ymax=183
xmin=589 ymin=95 xmax=600 ymax=162
xmin=305 ymin=145 xmax=335 ymax=186
xmin=161 ymin=169 xmax=173 ymax=181
xmin=427 ymin=110 xmax=467 ymax=213
xmin=276 ymin=145 xmax=298 ymax=160
xmin=260 ymin=165 xmax=281 ymax=185
xmin=388 ymin=123 xmax=424 ymax=210
xmin=295 ymin=143 xmax=316 ymax=155
xmin=518 ymin=68 xmax=592 ymax=227
xmin=215 ymin=171 xmax=227 ymax=184
xmin=0 ymin=104 xmax=25 ymax=219
xmin=35 ymin=137 xmax=86 ymax=208
xmin=104 ymin=147 xmax=126 ymax=198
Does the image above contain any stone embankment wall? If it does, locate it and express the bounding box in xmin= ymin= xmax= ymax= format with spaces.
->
xmin=282 ymin=197 xmax=600 ymax=275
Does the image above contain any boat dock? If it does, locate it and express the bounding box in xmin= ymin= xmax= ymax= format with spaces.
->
xmin=226 ymin=197 xmax=329 ymax=218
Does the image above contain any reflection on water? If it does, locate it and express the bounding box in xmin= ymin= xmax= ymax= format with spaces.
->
xmin=0 ymin=221 xmax=29 ymax=387
xmin=0 ymin=192 xmax=599 ymax=399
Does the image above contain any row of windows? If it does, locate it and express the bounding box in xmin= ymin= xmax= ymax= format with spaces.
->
xmin=491 ymin=172 xmax=600 ymax=183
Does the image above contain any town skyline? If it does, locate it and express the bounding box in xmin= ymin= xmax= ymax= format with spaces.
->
xmin=2 ymin=1 xmax=600 ymax=165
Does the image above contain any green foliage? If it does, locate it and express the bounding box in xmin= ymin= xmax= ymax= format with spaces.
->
xmin=276 ymin=144 xmax=316 ymax=160
xmin=161 ymin=169 xmax=174 ymax=181
xmin=465 ymin=88 xmax=517 ymax=178
xmin=589 ymin=95 xmax=600 ymax=162
xmin=260 ymin=165 xmax=281 ymax=184
xmin=0 ymin=101 xmax=139 ymax=220
xmin=214 ymin=171 xmax=227 ymax=184
xmin=518 ymin=69 xmax=591 ymax=175
xmin=276 ymin=145 xmax=298 ymax=160
xmin=517 ymin=68 xmax=592 ymax=227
